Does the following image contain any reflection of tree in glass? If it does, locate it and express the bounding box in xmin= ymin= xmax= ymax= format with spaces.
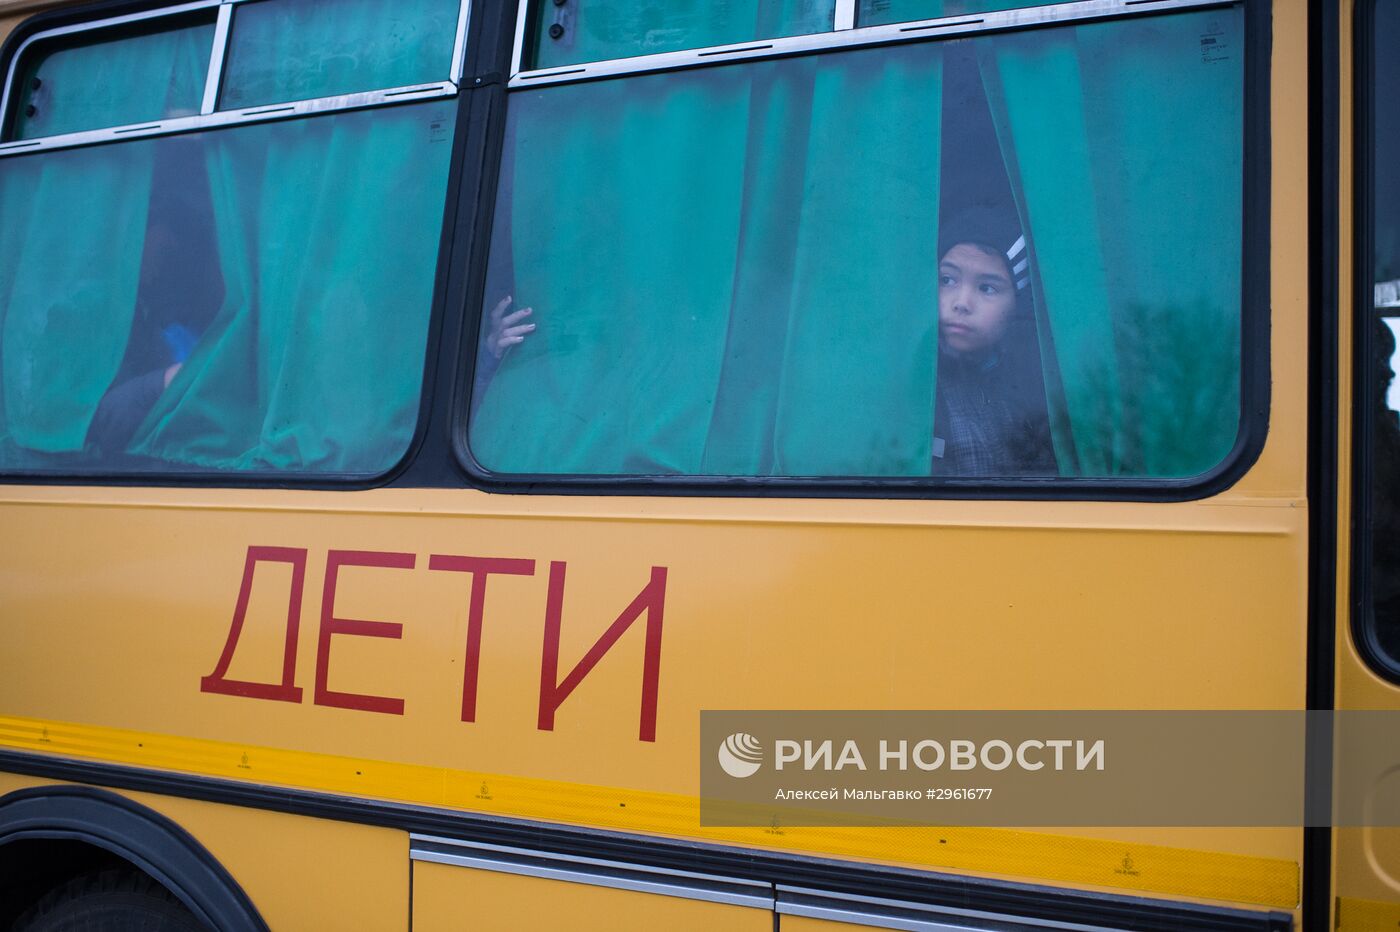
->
xmin=1072 ymin=301 xmax=1239 ymax=478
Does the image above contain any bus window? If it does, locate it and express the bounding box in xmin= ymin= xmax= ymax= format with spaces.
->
xmin=1362 ymin=0 xmax=1400 ymax=673
xmin=468 ymin=7 xmax=1244 ymax=482
xmin=0 ymin=0 xmax=463 ymax=478
xmin=5 ymin=12 xmax=215 ymax=140
xmin=219 ymin=0 xmax=460 ymax=110
xmin=527 ymin=0 xmax=839 ymax=71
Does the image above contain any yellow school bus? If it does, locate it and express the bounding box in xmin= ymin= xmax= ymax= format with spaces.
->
xmin=0 ymin=0 xmax=1392 ymax=928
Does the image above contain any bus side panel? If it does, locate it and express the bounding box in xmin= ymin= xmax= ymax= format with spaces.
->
xmin=0 ymin=490 xmax=1306 ymax=908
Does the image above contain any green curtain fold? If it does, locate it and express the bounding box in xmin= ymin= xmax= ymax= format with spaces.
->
xmin=472 ymin=74 xmax=753 ymax=474
xmin=978 ymin=30 xmax=1121 ymax=475
xmin=0 ymin=144 xmax=155 ymax=456
xmin=130 ymin=102 xmax=456 ymax=473
xmin=699 ymin=61 xmax=820 ymax=475
xmin=771 ymin=52 xmax=941 ymax=475
xmin=979 ymin=8 xmax=1243 ymax=477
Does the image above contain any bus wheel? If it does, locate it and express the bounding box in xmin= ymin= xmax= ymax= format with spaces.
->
xmin=15 ymin=868 xmax=205 ymax=931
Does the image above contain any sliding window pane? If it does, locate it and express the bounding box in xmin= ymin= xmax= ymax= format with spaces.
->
xmin=529 ymin=0 xmax=836 ymax=71
xmin=8 ymin=14 xmax=214 ymax=140
xmin=220 ymin=0 xmax=459 ymax=109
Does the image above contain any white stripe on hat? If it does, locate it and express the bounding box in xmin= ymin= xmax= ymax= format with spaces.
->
xmin=1006 ymin=235 xmax=1026 ymax=260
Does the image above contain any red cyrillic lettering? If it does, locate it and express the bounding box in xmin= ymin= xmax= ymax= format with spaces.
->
xmin=428 ymin=555 xmax=536 ymax=723
xmin=314 ymin=550 xmax=415 ymax=715
xmin=201 ymin=546 xmax=308 ymax=702
xmin=538 ymin=563 xmax=667 ymax=742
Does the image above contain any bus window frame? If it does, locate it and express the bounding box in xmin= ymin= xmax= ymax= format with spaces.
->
xmin=450 ymin=0 xmax=1273 ymax=502
xmin=0 ymin=0 xmax=481 ymax=490
xmin=1348 ymin=0 xmax=1400 ymax=684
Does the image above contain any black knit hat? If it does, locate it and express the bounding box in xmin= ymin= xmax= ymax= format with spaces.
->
xmin=937 ymin=207 xmax=1030 ymax=292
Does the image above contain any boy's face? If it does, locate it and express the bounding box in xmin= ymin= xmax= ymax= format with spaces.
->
xmin=938 ymin=243 xmax=1016 ymax=356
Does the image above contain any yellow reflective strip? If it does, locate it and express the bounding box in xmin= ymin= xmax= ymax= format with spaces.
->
xmin=0 ymin=715 xmax=1297 ymax=908
xmin=1338 ymin=896 xmax=1400 ymax=930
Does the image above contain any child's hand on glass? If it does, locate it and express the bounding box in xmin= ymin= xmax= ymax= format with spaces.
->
xmin=486 ymin=295 xmax=535 ymax=359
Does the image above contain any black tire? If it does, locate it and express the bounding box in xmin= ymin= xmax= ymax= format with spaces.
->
xmin=14 ymin=868 xmax=208 ymax=932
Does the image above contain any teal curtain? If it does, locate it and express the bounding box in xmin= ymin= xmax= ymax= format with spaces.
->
xmin=768 ymin=53 xmax=942 ymax=475
xmin=0 ymin=21 xmax=214 ymax=464
xmin=978 ymin=8 xmax=1243 ymax=477
xmin=471 ymin=44 xmax=942 ymax=476
xmin=0 ymin=145 xmax=155 ymax=459
xmin=472 ymin=74 xmax=752 ymax=474
xmin=12 ymin=16 xmax=213 ymax=139
xmin=129 ymin=101 xmax=456 ymax=473
xmin=531 ymin=0 xmax=836 ymax=70
xmin=220 ymin=0 xmax=459 ymax=109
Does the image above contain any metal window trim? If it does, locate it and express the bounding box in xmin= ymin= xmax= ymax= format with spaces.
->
xmin=450 ymin=0 xmax=474 ymax=82
xmin=776 ymin=903 xmax=995 ymax=932
xmin=1 ymin=0 xmax=474 ymax=149
xmin=510 ymin=0 xmax=531 ymax=80
xmin=508 ymin=0 xmax=1228 ymax=89
xmin=776 ymin=885 xmax=1131 ymax=932
xmin=776 ymin=900 xmax=1084 ymax=932
xmin=834 ymin=0 xmax=858 ymax=30
xmin=410 ymin=834 xmax=773 ymax=890
xmin=409 ymin=834 xmax=775 ymax=910
xmin=199 ymin=2 xmax=233 ymax=116
xmin=0 ymin=81 xmax=457 ymax=156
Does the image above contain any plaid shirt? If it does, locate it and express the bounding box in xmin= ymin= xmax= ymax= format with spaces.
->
xmin=932 ymin=352 xmax=1056 ymax=477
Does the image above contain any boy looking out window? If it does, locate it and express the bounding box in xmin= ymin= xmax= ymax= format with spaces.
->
xmin=932 ymin=209 xmax=1057 ymax=477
